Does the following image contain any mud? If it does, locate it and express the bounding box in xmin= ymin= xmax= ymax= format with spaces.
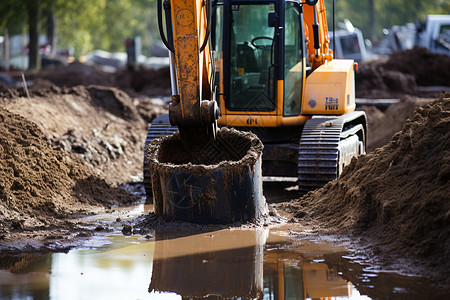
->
xmin=2 ymin=226 xmax=448 ymax=299
xmin=0 ymin=82 xmax=169 ymax=252
xmin=281 ymin=94 xmax=450 ymax=282
xmin=155 ymin=128 xmax=256 ymax=166
xmin=147 ymin=128 xmax=263 ymax=174
xmin=0 ymin=49 xmax=448 ymax=295
xmin=0 ymin=107 xmax=139 ymax=249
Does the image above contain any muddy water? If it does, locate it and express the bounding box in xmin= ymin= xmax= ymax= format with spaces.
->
xmin=1 ymin=223 xmax=446 ymax=299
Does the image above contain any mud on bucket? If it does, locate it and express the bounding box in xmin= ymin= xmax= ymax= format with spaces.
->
xmin=146 ymin=128 xmax=266 ymax=224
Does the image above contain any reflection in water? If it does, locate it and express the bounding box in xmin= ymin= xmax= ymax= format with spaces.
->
xmin=0 ymin=254 xmax=52 ymax=299
xmin=149 ymin=229 xmax=268 ymax=299
xmin=2 ymin=227 xmax=443 ymax=299
xmin=147 ymin=229 xmax=358 ymax=300
xmin=264 ymin=249 xmax=355 ymax=300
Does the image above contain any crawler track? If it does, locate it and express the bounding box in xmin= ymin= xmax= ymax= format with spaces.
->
xmin=143 ymin=114 xmax=178 ymax=198
xmin=298 ymin=112 xmax=366 ymax=193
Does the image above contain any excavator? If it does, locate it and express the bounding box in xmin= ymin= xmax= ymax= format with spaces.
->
xmin=145 ymin=0 xmax=367 ymax=223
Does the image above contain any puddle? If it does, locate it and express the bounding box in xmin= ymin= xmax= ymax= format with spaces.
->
xmin=1 ymin=225 xmax=447 ymax=299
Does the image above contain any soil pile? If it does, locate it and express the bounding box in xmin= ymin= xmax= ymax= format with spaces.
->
xmin=36 ymin=61 xmax=114 ymax=87
xmin=356 ymin=62 xmax=417 ymax=98
xmin=283 ymin=94 xmax=450 ymax=279
xmin=115 ymin=66 xmax=171 ymax=98
xmin=1 ymin=85 xmax=153 ymax=185
xmin=385 ymin=47 xmax=450 ymax=87
xmin=358 ymin=97 xmax=418 ymax=152
xmin=36 ymin=62 xmax=171 ymax=98
xmin=356 ymin=47 xmax=450 ymax=98
xmin=0 ymin=108 xmax=136 ymax=235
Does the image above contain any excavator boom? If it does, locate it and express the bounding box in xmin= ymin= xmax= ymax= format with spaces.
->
xmin=159 ymin=0 xmax=219 ymax=143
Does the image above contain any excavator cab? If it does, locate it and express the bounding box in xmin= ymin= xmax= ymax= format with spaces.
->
xmin=227 ymin=3 xmax=277 ymax=111
xmin=213 ymin=1 xmax=305 ymax=117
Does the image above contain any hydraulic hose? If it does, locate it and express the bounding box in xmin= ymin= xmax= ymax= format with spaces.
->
xmin=157 ymin=0 xmax=175 ymax=53
xmin=199 ymin=0 xmax=212 ymax=53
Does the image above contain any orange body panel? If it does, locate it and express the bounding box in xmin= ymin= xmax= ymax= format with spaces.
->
xmin=302 ymin=59 xmax=356 ymax=115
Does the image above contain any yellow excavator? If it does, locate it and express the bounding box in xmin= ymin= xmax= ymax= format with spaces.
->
xmin=145 ymin=0 xmax=367 ymax=222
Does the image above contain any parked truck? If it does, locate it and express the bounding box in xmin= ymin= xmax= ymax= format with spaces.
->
xmin=416 ymin=14 xmax=450 ymax=55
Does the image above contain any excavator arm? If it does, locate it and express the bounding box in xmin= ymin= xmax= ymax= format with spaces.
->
xmin=158 ymin=0 xmax=219 ymax=143
xmin=303 ymin=0 xmax=334 ymax=70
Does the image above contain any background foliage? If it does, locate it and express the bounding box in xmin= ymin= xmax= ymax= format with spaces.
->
xmin=325 ymin=0 xmax=449 ymax=40
xmin=0 ymin=0 xmax=158 ymax=59
xmin=0 ymin=0 xmax=449 ymax=63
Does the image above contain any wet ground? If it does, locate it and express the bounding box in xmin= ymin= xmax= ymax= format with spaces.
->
xmin=0 ymin=224 xmax=446 ymax=299
xmin=1 ymin=183 xmax=448 ymax=300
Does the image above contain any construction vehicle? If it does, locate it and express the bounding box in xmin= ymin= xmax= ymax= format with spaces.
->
xmin=329 ymin=19 xmax=369 ymax=62
xmin=145 ymin=0 xmax=367 ymax=221
xmin=373 ymin=15 xmax=450 ymax=56
xmin=417 ymin=15 xmax=450 ymax=56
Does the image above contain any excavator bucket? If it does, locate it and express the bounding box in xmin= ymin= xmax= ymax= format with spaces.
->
xmin=146 ymin=128 xmax=267 ymax=224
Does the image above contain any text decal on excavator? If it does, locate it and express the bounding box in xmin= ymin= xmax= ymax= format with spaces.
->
xmin=246 ymin=117 xmax=258 ymax=125
xmin=325 ymin=97 xmax=339 ymax=110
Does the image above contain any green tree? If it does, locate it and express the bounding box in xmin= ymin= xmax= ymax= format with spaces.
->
xmin=55 ymin=0 xmax=157 ymax=58
xmin=1 ymin=0 xmax=158 ymax=69
xmin=0 ymin=0 xmax=57 ymax=70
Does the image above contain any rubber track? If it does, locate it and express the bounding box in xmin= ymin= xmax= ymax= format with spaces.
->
xmin=143 ymin=114 xmax=178 ymax=197
xmin=297 ymin=117 xmax=344 ymax=193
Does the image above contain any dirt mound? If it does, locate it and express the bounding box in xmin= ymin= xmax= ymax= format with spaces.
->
xmin=115 ymin=66 xmax=172 ymax=98
xmin=356 ymin=62 xmax=417 ymax=98
xmin=283 ymin=94 xmax=450 ymax=279
xmin=0 ymin=108 xmax=136 ymax=234
xmin=0 ymin=84 xmax=20 ymax=99
xmin=37 ymin=61 xmax=115 ymax=88
xmin=385 ymin=47 xmax=450 ymax=87
xmin=35 ymin=62 xmax=171 ymax=99
xmin=358 ymin=97 xmax=418 ymax=152
xmin=356 ymin=47 xmax=450 ymax=98
xmin=1 ymin=85 xmax=150 ymax=185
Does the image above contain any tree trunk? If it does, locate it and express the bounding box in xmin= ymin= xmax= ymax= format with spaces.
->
xmin=46 ymin=4 xmax=57 ymax=57
xmin=28 ymin=0 xmax=41 ymax=70
xmin=3 ymin=28 xmax=10 ymax=71
xmin=21 ymin=23 xmax=26 ymax=70
xmin=368 ymin=0 xmax=375 ymax=40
